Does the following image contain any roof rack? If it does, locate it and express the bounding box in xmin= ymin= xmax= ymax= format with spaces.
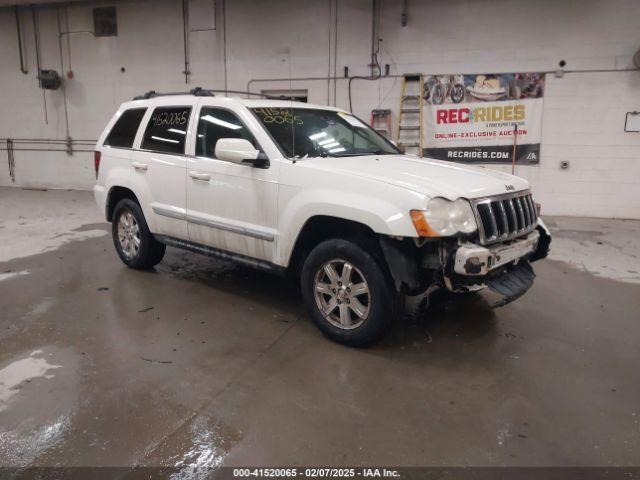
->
xmin=132 ymin=87 xmax=270 ymax=101
xmin=133 ymin=87 xmax=215 ymax=100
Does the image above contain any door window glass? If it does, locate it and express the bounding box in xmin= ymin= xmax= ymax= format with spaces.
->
xmin=196 ymin=108 xmax=257 ymax=158
xmin=141 ymin=107 xmax=191 ymax=154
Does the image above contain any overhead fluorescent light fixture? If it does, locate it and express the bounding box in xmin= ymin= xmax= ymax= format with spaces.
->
xmin=201 ymin=115 xmax=242 ymax=130
xmin=328 ymin=147 xmax=346 ymax=153
xmin=318 ymin=137 xmax=336 ymax=146
xmin=151 ymin=136 xmax=180 ymax=144
xmin=309 ymin=132 xmax=327 ymax=141
xmin=322 ymin=142 xmax=340 ymax=149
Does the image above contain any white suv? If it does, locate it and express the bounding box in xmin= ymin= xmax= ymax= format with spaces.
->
xmin=94 ymin=88 xmax=551 ymax=346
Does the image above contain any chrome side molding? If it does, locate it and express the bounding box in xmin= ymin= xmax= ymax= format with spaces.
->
xmin=152 ymin=204 xmax=275 ymax=242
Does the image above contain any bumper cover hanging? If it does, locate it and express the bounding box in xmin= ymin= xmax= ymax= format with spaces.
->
xmin=485 ymin=260 xmax=536 ymax=307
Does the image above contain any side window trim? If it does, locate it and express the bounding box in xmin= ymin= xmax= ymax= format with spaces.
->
xmin=194 ymin=104 xmax=264 ymax=162
xmin=132 ymin=107 xmax=153 ymax=150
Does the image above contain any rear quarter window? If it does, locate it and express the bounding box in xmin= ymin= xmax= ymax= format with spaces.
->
xmin=141 ymin=106 xmax=191 ymax=154
xmin=104 ymin=108 xmax=147 ymax=148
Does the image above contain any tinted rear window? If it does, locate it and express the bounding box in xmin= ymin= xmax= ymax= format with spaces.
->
xmin=141 ymin=107 xmax=191 ymax=154
xmin=104 ymin=108 xmax=146 ymax=148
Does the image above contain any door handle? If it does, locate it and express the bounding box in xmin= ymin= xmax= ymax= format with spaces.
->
xmin=189 ymin=171 xmax=211 ymax=181
xmin=132 ymin=162 xmax=148 ymax=171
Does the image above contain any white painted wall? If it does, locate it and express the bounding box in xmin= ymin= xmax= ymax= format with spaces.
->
xmin=0 ymin=0 xmax=639 ymax=218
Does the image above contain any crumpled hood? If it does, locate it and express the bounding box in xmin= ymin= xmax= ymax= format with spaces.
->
xmin=300 ymin=155 xmax=530 ymax=199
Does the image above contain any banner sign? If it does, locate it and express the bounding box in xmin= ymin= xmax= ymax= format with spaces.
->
xmin=422 ymin=72 xmax=545 ymax=164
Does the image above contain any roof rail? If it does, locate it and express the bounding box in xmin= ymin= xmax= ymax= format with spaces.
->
xmin=132 ymin=87 xmax=215 ymax=100
xmin=132 ymin=87 xmax=271 ymax=101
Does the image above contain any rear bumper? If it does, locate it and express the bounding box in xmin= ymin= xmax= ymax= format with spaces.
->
xmin=93 ymin=185 xmax=107 ymax=219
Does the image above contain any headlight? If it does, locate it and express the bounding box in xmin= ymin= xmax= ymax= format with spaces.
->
xmin=410 ymin=198 xmax=477 ymax=237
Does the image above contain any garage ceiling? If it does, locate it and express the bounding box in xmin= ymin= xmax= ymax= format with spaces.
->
xmin=0 ymin=0 xmax=93 ymax=7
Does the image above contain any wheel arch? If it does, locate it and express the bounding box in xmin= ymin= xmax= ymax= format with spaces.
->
xmin=106 ymin=186 xmax=141 ymax=222
xmin=276 ymin=187 xmax=419 ymax=267
xmin=286 ymin=215 xmax=383 ymax=277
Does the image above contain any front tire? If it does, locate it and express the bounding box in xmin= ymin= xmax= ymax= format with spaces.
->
xmin=301 ymin=239 xmax=396 ymax=347
xmin=112 ymin=198 xmax=165 ymax=269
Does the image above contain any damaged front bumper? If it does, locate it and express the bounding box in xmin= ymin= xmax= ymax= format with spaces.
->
xmin=380 ymin=218 xmax=552 ymax=304
xmin=453 ymin=230 xmax=540 ymax=277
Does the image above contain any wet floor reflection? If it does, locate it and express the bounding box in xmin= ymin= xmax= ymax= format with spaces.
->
xmin=1 ymin=234 xmax=639 ymax=468
xmin=157 ymin=248 xmax=500 ymax=350
xmin=0 ymin=347 xmax=78 ymax=466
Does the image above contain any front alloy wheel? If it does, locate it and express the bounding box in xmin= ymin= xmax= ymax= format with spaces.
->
xmin=301 ymin=238 xmax=396 ymax=347
xmin=313 ymin=259 xmax=371 ymax=329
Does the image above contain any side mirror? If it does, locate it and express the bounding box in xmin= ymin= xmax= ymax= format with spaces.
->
xmin=214 ymin=138 xmax=269 ymax=168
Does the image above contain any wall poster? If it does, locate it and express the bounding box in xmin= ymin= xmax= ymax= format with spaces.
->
xmin=422 ymin=72 xmax=545 ymax=164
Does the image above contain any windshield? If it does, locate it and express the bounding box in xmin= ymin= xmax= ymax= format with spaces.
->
xmin=251 ymin=107 xmax=400 ymax=158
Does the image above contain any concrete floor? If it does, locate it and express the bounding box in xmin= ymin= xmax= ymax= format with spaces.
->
xmin=0 ymin=187 xmax=639 ymax=470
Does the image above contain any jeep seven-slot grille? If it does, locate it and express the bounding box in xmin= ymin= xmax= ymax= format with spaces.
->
xmin=473 ymin=191 xmax=537 ymax=245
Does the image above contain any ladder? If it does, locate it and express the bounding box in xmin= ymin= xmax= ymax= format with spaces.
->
xmin=396 ymin=74 xmax=424 ymax=156
xmin=370 ymin=109 xmax=392 ymax=139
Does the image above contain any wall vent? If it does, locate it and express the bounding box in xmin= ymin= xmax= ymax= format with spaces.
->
xmin=93 ymin=6 xmax=118 ymax=37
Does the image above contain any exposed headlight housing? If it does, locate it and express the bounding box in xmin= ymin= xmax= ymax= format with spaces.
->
xmin=410 ymin=198 xmax=478 ymax=237
xmin=534 ymin=201 xmax=542 ymax=216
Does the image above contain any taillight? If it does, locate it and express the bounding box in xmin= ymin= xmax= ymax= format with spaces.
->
xmin=94 ymin=151 xmax=101 ymax=179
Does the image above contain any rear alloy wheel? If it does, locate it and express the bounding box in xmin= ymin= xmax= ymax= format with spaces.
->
xmin=117 ymin=210 xmax=141 ymax=260
xmin=112 ymin=198 xmax=165 ymax=269
xmin=301 ymin=238 xmax=395 ymax=346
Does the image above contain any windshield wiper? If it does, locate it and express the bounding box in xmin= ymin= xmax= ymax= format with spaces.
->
xmin=366 ymin=149 xmax=396 ymax=155
xmin=332 ymin=150 xmax=391 ymax=157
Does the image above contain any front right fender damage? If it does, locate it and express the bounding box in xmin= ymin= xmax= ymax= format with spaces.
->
xmin=379 ymin=222 xmax=552 ymax=304
xmin=379 ymin=236 xmax=440 ymax=296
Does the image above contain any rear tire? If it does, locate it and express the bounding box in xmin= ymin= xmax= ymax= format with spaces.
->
xmin=301 ymin=238 xmax=396 ymax=347
xmin=112 ymin=198 xmax=165 ymax=269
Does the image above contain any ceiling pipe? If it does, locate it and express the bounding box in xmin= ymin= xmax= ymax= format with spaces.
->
xmin=401 ymin=0 xmax=408 ymax=27
xmin=31 ymin=4 xmax=49 ymax=124
xmin=369 ymin=0 xmax=381 ymax=77
xmin=222 ymin=0 xmax=228 ymax=94
xmin=15 ymin=6 xmax=28 ymax=74
xmin=181 ymin=0 xmax=190 ymax=84
xmin=31 ymin=5 xmax=42 ymax=87
xmin=56 ymin=6 xmax=71 ymax=147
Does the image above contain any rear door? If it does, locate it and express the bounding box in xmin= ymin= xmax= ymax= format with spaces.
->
xmin=99 ymin=106 xmax=148 ymax=204
xmin=134 ymin=102 xmax=194 ymax=240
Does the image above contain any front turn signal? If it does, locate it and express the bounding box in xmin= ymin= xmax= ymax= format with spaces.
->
xmin=410 ymin=210 xmax=440 ymax=237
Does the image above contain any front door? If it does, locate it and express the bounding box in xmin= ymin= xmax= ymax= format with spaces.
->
xmin=186 ymin=105 xmax=279 ymax=262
